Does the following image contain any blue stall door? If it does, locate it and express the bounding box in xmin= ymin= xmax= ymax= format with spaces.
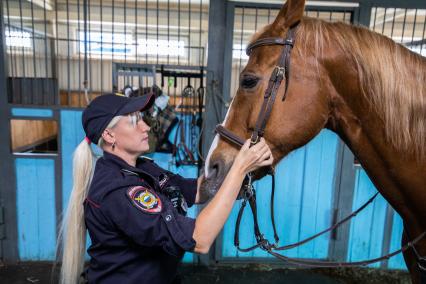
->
xmin=16 ymin=158 xmax=56 ymax=260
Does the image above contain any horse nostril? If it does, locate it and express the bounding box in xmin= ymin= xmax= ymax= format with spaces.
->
xmin=207 ymin=162 xmax=219 ymax=179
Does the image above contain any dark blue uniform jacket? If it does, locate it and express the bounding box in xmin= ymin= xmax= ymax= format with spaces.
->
xmin=84 ymin=151 xmax=197 ymax=284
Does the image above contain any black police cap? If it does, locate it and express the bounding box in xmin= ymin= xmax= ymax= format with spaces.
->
xmin=82 ymin=93 xmax=155 ymax=144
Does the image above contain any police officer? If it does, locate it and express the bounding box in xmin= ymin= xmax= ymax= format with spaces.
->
xmin=59 ymin=94 xmax=273 ymax=284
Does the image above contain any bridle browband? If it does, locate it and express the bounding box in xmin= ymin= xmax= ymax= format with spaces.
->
xmin=214 ymin=23 xmax=426 ymax=268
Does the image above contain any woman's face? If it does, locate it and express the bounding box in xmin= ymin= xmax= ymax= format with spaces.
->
xmin=112 ymin=113 xmax=150 ymax=155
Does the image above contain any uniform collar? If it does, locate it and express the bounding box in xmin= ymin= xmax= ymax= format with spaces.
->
xmin=103 ymin=151 xmax=147 ymax=175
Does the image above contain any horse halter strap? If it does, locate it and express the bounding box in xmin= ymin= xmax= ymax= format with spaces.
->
xmin=216 ymin=26 xmax=297 ymax=147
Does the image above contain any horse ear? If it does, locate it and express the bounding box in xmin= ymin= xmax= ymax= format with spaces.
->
xmin=273 ymin=0 xmax=305 ymax=29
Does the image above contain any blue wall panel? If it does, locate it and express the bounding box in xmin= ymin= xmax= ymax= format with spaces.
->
xmin=16 ymin=158 xmax=56 ymax=260
xmin=221 ymin=129 xmax=339 ymax=259
xmin=61 ymin=110 xmax=85 ymax=210
xmin=388 ymin=213 xmax=407 ymax=270
xmin=11 ymin=108 xmax=53 ymax=118
xmin=347 ymin=169 xmax=387 ymax=267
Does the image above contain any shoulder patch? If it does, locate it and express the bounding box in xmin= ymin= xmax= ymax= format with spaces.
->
xmin=127 ymin=186 xmax=162 ymax=214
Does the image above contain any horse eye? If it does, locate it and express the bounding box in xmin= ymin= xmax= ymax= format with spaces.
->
xmin=240 ymin=76 xmax=259 ymax=89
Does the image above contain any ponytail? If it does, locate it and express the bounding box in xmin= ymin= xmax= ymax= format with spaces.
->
xmin=58 ymin=140 xmax=94 ymax=284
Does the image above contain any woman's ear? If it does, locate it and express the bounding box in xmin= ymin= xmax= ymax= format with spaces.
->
xmin=101 ymin=129 xmax=115 ymax=144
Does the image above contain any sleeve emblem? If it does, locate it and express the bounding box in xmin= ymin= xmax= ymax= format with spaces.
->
xmin=127 ymin=186 xmax=162 ymax=214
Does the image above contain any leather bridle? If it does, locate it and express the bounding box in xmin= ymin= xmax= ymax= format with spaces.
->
xmin=214 ymin=23 xmax=426 ymax=267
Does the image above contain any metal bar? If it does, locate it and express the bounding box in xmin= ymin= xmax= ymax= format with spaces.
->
xmin=205 ymin=0 xmax=230 ymax=263
xmin=50 ymin=38 xmax=58 ymax=105
xmin=18 ymin=0 xmax=24 ymax=104
xmin=356 ymin=1 xmax=372 ymax=27
xmin=30 ymin=0 xmax=36 ymax=105
xmin=100 ymin=0 xmax=103 ymax=94
xmin=55 ymin=0 xmax=59 ymax=105
xmin=199 ymin=0 xmax=202 ymax=65
xmin=112 ymin=0 xmax=115 ymax=63
xmin=54 ymin=109 xmax=63 ymax=245
xmin=0 ymin=0 xmax=18 ymax=261
xmin=254 ymin=7 xmax=258 ymax=31
xmin=88 ymin=0 xmax=92 ymax=100
xmin=66 ymin=0 xmax=71 ymax=106
xmin=410 ymin=9 xmax=418 ymax=47
xmin=6 ymin=0 xmax=15 ymax=85
xmin=178 ymin=0 xmax=181 ymax=65
xmin=145 ymin=0 xmax=148 ymax=63
xmin=156 ymin=0 xmax=159 ymax=64
xmin=380 ymin=204 xmax=395 ymax=268
xmin=390 ymin=8 xmax=397 ymax=39
xmin=381 ymin=8 xmax=388 ymax=35
xmin=238 ymin=7 xmax=245 ymax=76
xmin=372 ymin=7 xmax=378 ymax=32
xmin=124 ymin=0 xmax=127 ymax=65
xmin=400 ymin=9 xmax=408 ymax=43
xmin=188 ymin=0 xmax=191 ymax=65
xmin=78 ymin=0 xmax=82 ymax=105
xmin=43 ymin=0 xmax=49 ymax=104
xmin=167 ymin=0 xmax=170 ymax=65
xmin=328 ymin=143 xmax=357 ymax=261
xmin=420 ymin=12 xmax=426 ymax=55
xmin=135 ymin=0 xmax=138 ymax=65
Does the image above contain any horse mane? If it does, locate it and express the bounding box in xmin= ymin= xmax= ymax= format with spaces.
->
xmin=294 ymin=18 xmax=426 ymax=158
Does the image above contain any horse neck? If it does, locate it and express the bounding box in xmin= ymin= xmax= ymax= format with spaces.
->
xmin=325 ymin=48 xmax=426 ymax=223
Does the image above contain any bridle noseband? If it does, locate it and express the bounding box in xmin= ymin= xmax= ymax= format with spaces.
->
xmin=213 ymin=23 xmax=426 ymax=268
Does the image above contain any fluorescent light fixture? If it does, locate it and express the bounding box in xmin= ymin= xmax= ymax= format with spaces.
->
xmin=6 ymin=31 xmax=32 ymax=48
xmin=137 ymin=39 xmax=186 ymax=57
xmin=78 ymin=32 xmax=186 ymax=57
xmin=27 ymin=0 xmax=53 ymax=11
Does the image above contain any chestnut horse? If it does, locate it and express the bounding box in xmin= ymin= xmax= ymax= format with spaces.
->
xmin=201 ymin=0 xmax=426 ymax=282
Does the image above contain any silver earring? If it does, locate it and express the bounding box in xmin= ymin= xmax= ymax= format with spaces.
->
xmin=112 ymin=141 xmax=116 ymax=149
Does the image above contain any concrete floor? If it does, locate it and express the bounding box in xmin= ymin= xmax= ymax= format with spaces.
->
xmin=0 ymin=262 xmax=411 ymax=284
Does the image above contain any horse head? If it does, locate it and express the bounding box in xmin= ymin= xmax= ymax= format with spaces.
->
xmin=200 ymin=0 xmax=333 ymax=199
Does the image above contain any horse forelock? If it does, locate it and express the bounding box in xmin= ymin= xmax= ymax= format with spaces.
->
xmin=295 ymin=18 xmax=426 ymax=158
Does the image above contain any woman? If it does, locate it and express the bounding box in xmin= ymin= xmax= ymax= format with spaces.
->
xmin=59 ymin=93 xmax=273 ymax=284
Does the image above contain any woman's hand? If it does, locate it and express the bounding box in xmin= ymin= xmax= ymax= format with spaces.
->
xmin=232 ymin=138 xmax=273 ymax=175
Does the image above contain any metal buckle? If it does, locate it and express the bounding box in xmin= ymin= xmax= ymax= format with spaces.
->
xmin=271 ymin=66 xmax=285 ymax=82
xmin=250 ymin=134 xmax=260 ymax=145
xmin=243 ymin=173 xmax=254 ymax=200
xmin=285 ymin=39 xmax=294 ymax=47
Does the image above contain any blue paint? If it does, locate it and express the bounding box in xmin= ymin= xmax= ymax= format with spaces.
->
xmin=221 ymin=129 xmax=338 ymax=259
xmin=12 ymin=108 xmax=53 ymax=118
xmin=388 ymin=213 xmax=407 ymax=270
xmin=347 ymin=169 xmax=387 ymax=268
xmin=61 ymin=110 xmax=85 ymax=210
xmin=16 ymin=158 xmax=56 ymax=260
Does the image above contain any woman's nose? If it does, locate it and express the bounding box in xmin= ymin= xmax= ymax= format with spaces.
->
xmin=139 ymin=120 xmax=150 ymax=132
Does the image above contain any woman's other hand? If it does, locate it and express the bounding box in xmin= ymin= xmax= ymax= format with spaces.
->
xmin=233 ymin=138 xmax=273 ymax=174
